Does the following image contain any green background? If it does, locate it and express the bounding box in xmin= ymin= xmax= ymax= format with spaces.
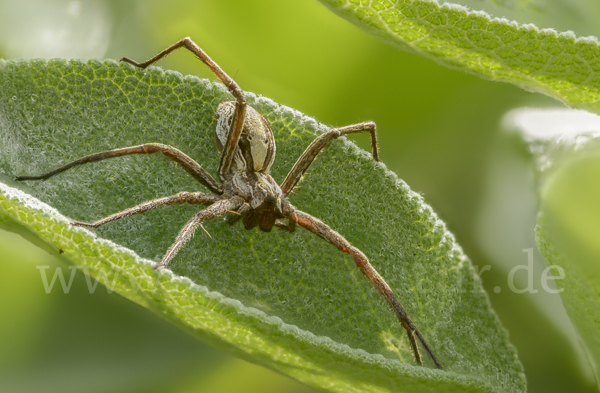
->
xmin=0 ymin=0 xmax=596 ymax=392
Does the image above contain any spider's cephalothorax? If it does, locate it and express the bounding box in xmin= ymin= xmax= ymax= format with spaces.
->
xmin=225 ymin=170 xmax=284 ymax=232
xmin=16 ymin=37 xmax=442 ymax=370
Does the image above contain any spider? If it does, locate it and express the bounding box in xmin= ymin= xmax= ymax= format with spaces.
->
xmin=16 ymin=37 xmax=442 ymax=369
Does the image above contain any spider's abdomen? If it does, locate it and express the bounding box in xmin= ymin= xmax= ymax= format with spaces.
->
xmin=215 ymin=101 xmax=275 ymax=174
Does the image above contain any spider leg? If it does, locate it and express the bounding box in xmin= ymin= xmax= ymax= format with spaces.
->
xmin=287 ymin=207 xmax=442 ymax=369
xmin=274 ymin=219 xmax=296 ymax=232
xmin=157 ymin=196 xmax=244 ymax=269
xmin=120 ymin=37 xmax=247 ymax=179
xmin=16 ymin=143 xmax=221 ymax=194
xmin=71 ymin=191 xmax=220 ymax=229
xmin=280 ymin=122 xmax=379 ymax=195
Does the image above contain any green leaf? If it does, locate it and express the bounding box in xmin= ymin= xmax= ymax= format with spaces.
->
xmin=0 ymin=59 xmax=524 ymax=393
xmin=435 ymin=0 xmax=600 ymax=38
xmin=318 ymin=0 xmax=600 ymax=114
xmin=504 ymin=108 xmax=600 ymax=385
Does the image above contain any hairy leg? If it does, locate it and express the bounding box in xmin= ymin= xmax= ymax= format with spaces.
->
xmin=72 ymin=191 xmax=220 ymax=229
xmin=280 ymin=122 xmax=379 ymax=195
xmin=287 ymin=207 xmax=442 ymax=369
xmin=121 ymin=37 xmax=247 ymax=179
xmin=157 ymin=196 xmax=244 ymax=269
xmin=16 ymin=143 xmax=221 ymax=193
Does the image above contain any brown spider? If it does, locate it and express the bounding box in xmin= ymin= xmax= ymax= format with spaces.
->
xmin=16 ymin=37 xmax=442 ymax=369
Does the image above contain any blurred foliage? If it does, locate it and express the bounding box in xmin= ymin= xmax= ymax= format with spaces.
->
xmin=320 ymin=0 xmax=600 ymax=113
xmin=0 ymin=0 xmax=599 ymax=392
xmin=537 ymin=154 xmax=600 ymax=382
xmin=502 ymin=109 xmax=600 ymax=385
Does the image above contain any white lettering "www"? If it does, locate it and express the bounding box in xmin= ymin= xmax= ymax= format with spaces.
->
xmin=36 ymin=266 xmax=118 ymax=294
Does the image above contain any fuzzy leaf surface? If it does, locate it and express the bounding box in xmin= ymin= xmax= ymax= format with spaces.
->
xmin=0 ymin=59 xmax=525 ymax=393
